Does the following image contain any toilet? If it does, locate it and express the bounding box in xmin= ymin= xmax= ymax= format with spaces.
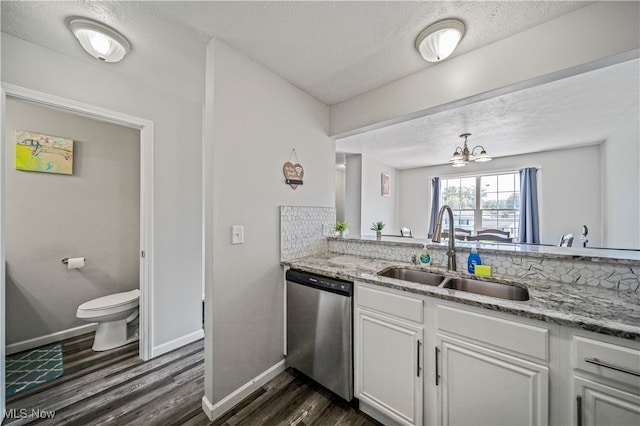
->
xmin=76 ymin=289 xmax=140 ymax=351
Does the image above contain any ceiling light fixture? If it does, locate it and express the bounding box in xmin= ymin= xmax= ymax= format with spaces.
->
xmin=449 ymin=133 xmax=492 ymax=167
xmin=68 ymin=18 xmax=130 ymax=63
xmin=415 ymin=19 xmax=465 ymax=62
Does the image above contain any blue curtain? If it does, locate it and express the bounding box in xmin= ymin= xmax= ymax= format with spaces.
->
xmin=428 ymin=177 xmax=440 ymax=237
xmin=519 ymin=168 xmax=540 ymax=243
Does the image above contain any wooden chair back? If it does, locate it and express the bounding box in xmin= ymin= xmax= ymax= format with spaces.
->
xmin=442 ymin=228 xmax=472 ymax=240
xmin=473 ymin=229 xmax=512 ymax=243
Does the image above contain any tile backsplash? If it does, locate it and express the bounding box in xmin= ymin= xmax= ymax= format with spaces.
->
xmin=478 ymin=252 xmax=639 ymax=291
xmin=280 ymin=206 xmax=336 ymax=261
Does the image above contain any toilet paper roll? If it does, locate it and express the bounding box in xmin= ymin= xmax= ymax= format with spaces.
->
xmin=67 ymin=257 xmax=85 ymax=269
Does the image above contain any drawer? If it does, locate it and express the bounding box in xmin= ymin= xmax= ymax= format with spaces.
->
xmin=574 ymin=336 xmax=640 ymax=389
xmin=437 ymin=304 xmax=549 ymax=361
xmin=357 ymin=284 xmax=423 ymax=324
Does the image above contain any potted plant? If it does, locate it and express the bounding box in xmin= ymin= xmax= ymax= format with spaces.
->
xmin=334 ymin=221 xmax=348 ymax=237
xmin=370 ymin=221 xmax=385 ymax=239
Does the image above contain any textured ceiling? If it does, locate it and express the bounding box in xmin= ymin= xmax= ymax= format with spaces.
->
xmin=0 ymin=0 xmax=591 ymax=105
xmin=335 ymin=58 xmax=640 ymax=169
xmin=5 ymin=0 xmax=626 ymax=169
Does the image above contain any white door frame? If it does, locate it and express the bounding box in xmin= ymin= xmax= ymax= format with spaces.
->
xmin=0 ymin=83 xmax=154 ymax=416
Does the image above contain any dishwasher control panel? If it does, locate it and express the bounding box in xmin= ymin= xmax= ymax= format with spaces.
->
xmin=286 ymin=269 xmax=353 ymax=296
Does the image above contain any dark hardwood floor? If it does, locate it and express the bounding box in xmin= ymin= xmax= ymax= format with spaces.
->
xmin=3 ymin=333 xmax=380 ymax=426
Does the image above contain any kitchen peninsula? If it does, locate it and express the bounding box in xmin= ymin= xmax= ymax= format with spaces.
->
xmin=283 ymin=234 xmax=640 ymax=426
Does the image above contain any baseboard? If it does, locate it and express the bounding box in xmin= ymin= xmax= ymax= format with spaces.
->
xmin=359 ymin=399 xmax=404 ymax=426
xmin=150 ymin=328 xmax=204 ymax=358
xmin=202 ymin=359 xmax=286 ymax=421
xmin=6 ymin=323 xmax=98 ymax=355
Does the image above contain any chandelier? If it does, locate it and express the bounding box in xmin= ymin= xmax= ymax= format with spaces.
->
xmin=449 ymin=133 xmax=492 ymax=167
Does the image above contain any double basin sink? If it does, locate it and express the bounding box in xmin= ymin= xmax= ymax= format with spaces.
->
xmin=378 ymin=267 xmax=529 ymax=301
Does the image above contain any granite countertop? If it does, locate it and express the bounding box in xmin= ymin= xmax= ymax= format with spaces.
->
xmin=282 ymin=253 xmax=640 ymax=341
xmin=329 ymin=235 xmax=640 ymax=264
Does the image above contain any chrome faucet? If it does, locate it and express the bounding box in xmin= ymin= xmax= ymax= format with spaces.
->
xmin=431 ymin=205 xmax=457 ymax=271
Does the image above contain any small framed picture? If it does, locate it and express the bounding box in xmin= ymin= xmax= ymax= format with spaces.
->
xmin=381 ymin=173 xmax=390 ymax=196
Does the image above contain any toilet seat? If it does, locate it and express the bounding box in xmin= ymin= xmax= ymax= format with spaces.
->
xmin=77 ymin=289 xmax=140 ymax=319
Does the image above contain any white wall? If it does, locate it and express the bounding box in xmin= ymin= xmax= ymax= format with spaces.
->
xmin=335 ymin=168 xmax=345 ymax=222
xmin=344 ymin=154 xmax=362 ymax=235
xmin=330 ymin=2 xmax=640 ymax=136
xmin=602 ymin=108 xmax=640 ymax=249
xmin=1 ymin=34 xmax=204 ymax=352
xmin=397 ymin=169 xmax=431 ymax=238
xmin=398 ymin=145 xmax=602 ymax=247
xmin=5 ymin=99 xmax=140 ymax=345
xmin=204 ymin=40 xmax=333 ymax=406
xmin=360 ymin=155 xmax=399 ymax=236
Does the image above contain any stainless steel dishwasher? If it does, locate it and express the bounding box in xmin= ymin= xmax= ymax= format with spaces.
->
xmin=286 ymin=269 xmax=353 ymax=401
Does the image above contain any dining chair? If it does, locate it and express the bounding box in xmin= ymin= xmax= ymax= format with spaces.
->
xmin=558 ymin=233 xmax=574 ymax=247
xmin=474 ymin=229 xmax=512 ymax=242
xmin=442 ymin=228 xmax=472 ymax=240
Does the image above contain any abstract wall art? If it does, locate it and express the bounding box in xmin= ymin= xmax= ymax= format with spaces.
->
xmin=15 ymin=131 xmax=74 ymax=175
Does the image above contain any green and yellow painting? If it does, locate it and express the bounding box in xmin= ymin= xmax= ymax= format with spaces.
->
xmin=15 ymin=131 xmax=73 ymax=175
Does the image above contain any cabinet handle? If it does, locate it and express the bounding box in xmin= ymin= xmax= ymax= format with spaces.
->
xmin=576 ymin=395 xmax=582 ymax=426
xmin=435 ymin=346 xmax=440 ymax=386
xmin=585 ymin=357 xmax=640 ymax=377
xmin=417 ymin=340 xmax=422 ymax=377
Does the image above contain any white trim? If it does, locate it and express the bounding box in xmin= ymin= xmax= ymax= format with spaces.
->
xmin=0 ymin=82 xmax=155 ymax=374
xmin=5 ymin=324 xmax=98 ymax=355
xmin=139 ymin=122 xmax=154 ymax=362
xmin=1 ymin=86 xmax=6 ymax=421
xmin=151 ymin=329 xmax=204 ymax=359
xmin=359 ymin=400 xmax=405 ymax=426
xmin=201 ymin=360 xmax=286 ymax=421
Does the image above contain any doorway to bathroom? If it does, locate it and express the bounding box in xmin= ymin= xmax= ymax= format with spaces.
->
xmin=5 ymin=97 xmax=141 ymax=355
xmin=0 ymin=84 xmax=155 ymax=413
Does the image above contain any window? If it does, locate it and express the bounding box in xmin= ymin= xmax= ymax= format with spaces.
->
xmin=440 ymin=171 xmax=520 ymax=239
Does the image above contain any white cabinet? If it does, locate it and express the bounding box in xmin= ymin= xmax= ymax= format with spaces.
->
xmin=574 ymin=377 xmax=640 ymax=426
xmin=355 ymin=283 xmax=423 ymax=426
xmin=435 ymin=304 xmax=549 ymax=426
xmin=353 ymin=280 xmax=640 ymax=426
xmin=571 ymin=334 xmax=640 ymax=426
xmin=436 ymin=334 xmax=549 ymax=426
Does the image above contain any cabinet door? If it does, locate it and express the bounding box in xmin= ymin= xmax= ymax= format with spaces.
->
xmin=355 ymin=309 xmax=423 ymax=426
xmin=574 ymin=377 xmax=640 ymax=426
xmin=437 ymin=334 xmax=548 ymax=426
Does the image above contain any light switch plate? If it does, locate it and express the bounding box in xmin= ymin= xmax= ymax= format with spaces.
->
xmin=232 ymin=225 xmax=244 ymax=244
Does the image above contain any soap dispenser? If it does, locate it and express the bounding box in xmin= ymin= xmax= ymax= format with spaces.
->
xmin=467 ymin=244 xmax=482 ymax=274
xmin=419 ymin=244 xmax=431 ymax=264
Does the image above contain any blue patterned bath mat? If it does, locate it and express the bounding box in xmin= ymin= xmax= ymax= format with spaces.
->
xmin=5 ymin=344 xmax=64 ymax=397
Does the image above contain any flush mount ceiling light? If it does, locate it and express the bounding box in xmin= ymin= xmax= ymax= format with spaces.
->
xmin=68 ymin=18 xmax=130 ymax=63
xmin=415 ymin=19 xmax=465 ymax=62
xmin=449 ymin=133 xmax=492 ymax=167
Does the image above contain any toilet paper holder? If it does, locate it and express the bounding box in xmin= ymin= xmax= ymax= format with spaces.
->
xmin=62 ymin=257 xmax=86 ymax=264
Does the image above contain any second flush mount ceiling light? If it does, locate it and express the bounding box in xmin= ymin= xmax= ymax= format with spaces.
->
xmin=415 ymin=19 xmax=465 ymax=62
xmin=68 ymin=18 xmax=131 ymax=63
